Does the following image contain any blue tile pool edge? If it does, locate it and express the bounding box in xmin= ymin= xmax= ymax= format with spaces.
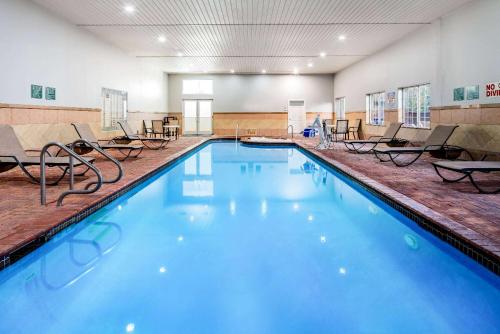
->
xmin=0 ymin=138 xmax=498 ymax=276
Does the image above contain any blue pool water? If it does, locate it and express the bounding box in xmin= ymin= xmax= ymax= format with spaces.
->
xmin=0 ymin=142 xmax=499 ymax=334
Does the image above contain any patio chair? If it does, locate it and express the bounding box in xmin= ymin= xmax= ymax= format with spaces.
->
xmin=329 ymin=119 xmax=349 ymax=143
xmin=151 ymin=120 xmax=164 ymax=138
xmin=432 ymin=156 xmax=500 ymax=194
xmin=344 ymin=122 xmax=403 ymax=153
xmin=373 ymin=125 xmax=458 ymax=167
xmin=0 ymin=124 xmax=95 ymax=185
xmin=348 ymin=119 xmax=362 ymax=140
xmin=72 ymin=123 xmax=144 ymax=161
xmin=142 ymin=120 xmax=153 ymax=137
xmin=116 ymin=121 xmax=169 ymax=150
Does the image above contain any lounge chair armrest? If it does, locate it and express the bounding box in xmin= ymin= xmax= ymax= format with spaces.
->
xmin=0 ymin=154 xmax=21 ymax=164
xmin=368 ymin=135 xmax=383 ymax=140
xmin=98 ymin=139 xmax=115 ymax=145
xmin=423 ymin=144 xmax=445 ymax=151
xmin=25 ymin=149 xmax=56 ymax=157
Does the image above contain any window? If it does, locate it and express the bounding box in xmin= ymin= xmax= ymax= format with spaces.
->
xmin=182 ymin=80 xmax=213 ymax=95
xmin=102 ymin=88 xmax=127 ymax=130
xmin=399 ymin=84 xmax=430 ymax=128
xmin=335 ymin=97 xmax=346 ymax=119
xmin=366 ymin=92 xmax=385 ymax=125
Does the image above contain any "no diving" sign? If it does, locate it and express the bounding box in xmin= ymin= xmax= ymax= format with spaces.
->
xmin=485 ymin=82 xmax=500 ymax=97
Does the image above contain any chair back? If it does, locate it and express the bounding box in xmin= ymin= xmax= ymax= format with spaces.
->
xmin=169 ymin=119 xmax=179 ymax=126
xmin=152 ymin=120 xmax=164 ymax=133
xmin=423 ymin=125 xmax=458 ymax=148
xmin=335 ymin=119 xmax=349 ymax=134
xmin=0 ymin=124 xmax=28 ymax=159
xmin=118 ymin=121 xmax=137 ymax=138
xmin=72 ymin=123 xmax=99 ymax=144
xmin=382 ymin=122 xmax=403 ymax=139
xmin=351 ymin=119 xmax=361 ymax=131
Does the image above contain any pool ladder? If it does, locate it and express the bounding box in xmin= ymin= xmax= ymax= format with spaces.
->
xmin=40 ymin=139 xmax=123 ymax=206
xmin=235 ymin=122 xmax=239 ymax=142
xmin=288 ymin=125 xmax=294 ymax=138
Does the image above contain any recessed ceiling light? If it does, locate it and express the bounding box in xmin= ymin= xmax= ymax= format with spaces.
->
xmin=293 ymin=68 xmax=299 ymax=74
xmin=307 ymin=62 xmax=313 ymax=68
xmin=176 ymin=52 xmax=183 ymax=57
xmin=319 ymin=52 xmax=326 ymax=58
xmin=124 ymin=5 xmax=135 ymax=13
xmin=338 ymin=35 xmax=346 ymax=41
xmin=230 ymin=69 xmax=235 ymax=73
xmin=203 ymin=70 xmax=208 ymax=73
xmin=157 ymin=35 xmax=166 ymax=43
xmin=262 ymin=69 xmax=267 ymax=74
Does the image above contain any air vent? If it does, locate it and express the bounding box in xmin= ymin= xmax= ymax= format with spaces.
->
xmin=289 ymin=100 xmax=305 ymax=107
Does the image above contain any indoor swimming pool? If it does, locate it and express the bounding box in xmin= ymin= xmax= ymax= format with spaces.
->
xmin=0 ymin=142 xmax=498 ymax=333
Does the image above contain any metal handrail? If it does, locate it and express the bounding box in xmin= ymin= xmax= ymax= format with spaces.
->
xmin=40 ymin=142 xmax=103 ymax=206
xmin=288 ymin=125 xmax=294 ymax=138
xmin=70 ymin=139 xmax=123 ymax=189
xmin=235 ymin=122 xmax=239 ymax=142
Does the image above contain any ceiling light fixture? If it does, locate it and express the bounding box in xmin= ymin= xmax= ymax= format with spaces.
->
xmin=176 ymin=52 xmax=183 ymax=57
xmin=319 ymin=52 xmax=326 ymax=58
xmin=307 ymin=62 xmax=313 ymax=68
xmin=293 ymin=68 xmax=299 ymax=74
xmin=124 ymin=5 xmax=135 ymax=13
xmin=262 ymin=69 xmax=267 ymax=74
xmin=157 ymin=35 xmax=166 ymax=43
xmin=230 ymin=69 xmax=235 ymax=73
xmin=338 ymin=35 xmax=346 ymax=41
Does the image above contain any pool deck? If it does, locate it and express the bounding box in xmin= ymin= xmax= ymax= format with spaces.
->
xmin=0 ymin=136 xmax=499 ymax=271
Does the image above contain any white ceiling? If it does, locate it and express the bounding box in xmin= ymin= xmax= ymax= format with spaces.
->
xmin=33 ymin=0 xmax=472 ymax=74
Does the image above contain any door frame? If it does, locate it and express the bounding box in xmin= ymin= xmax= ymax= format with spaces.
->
xmin=182 ymin=99 xmax=214 ymax=136
xmin=287 ymin=99 xmax=306 ymax=134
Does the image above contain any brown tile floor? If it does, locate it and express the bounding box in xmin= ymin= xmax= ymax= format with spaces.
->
xmin=295 ymin=137 xmax=500 ymax=255
xmin=0 ymin=135 xmax=499 ymax=263
xmin=0 ymin=136 xmax=207 ymax=257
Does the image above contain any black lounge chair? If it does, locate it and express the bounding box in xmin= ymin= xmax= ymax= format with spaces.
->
xmin=344 ymin=122 xmax=403 ymax=153
xmin=373 ymin=125 xmax=458 ymax=167
xmin=0 ymin=124 xmax=95 ymax=185
xmin=72 ymin=123 xmax=143 ymax=161
xmin=116 ymin=121 xmax=169 ymax=150
xmin=432 ymin=158 xmax=500 ymax=194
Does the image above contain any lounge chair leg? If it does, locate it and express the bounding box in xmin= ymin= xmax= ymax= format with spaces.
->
xmin=388 ymin=152 xmax=422 ymax=167
xmin=117 ymin=147 xmax=143 ymax=160
xmin=433 ymin=165 xmax=469 ymax=183
xmin=141 ymin=140 xmax=168 ymax=150
xmin=19 ymin=164 xmax=68 ymax=185
xmin=374 ymin=150 xmax=392 ymax=162
xmin=468 ymin=173 xmax=500 ymax=194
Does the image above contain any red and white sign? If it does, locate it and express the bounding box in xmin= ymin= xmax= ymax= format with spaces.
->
xmin=485 ymin=82 xmax=500 ymax=97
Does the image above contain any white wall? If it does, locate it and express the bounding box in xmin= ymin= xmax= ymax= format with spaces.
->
xmin=333 ymin=0 xmax=500 ymax=112
xmin=168 ymin=74 xmax=334 ymax=113
xmin=0 ymin=0 xmax=167 ymax=113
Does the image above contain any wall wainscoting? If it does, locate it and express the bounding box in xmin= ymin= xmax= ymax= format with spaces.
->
xmin=342 ymin=104 xmax=500 ymax=156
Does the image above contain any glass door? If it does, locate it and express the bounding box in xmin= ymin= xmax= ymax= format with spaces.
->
xmin=182 ymin=100 xmax=213 ymax=135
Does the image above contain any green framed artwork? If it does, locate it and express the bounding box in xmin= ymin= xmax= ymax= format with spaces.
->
xmin=466 ymin=85 xmax=479 ymax=100
xmin=453 ymin=87 xmax=464 ymax=101
xmin=45 ymin=87 xmax=56 ymax=100
xmin=31 ymin=84 xmax=43 ymax=99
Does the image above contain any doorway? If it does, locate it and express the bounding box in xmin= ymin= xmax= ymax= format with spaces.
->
xmin=183 ymin=100 xmax=213 ymax=135
xmin=287 ymin=100 xmax=306 ymax=134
